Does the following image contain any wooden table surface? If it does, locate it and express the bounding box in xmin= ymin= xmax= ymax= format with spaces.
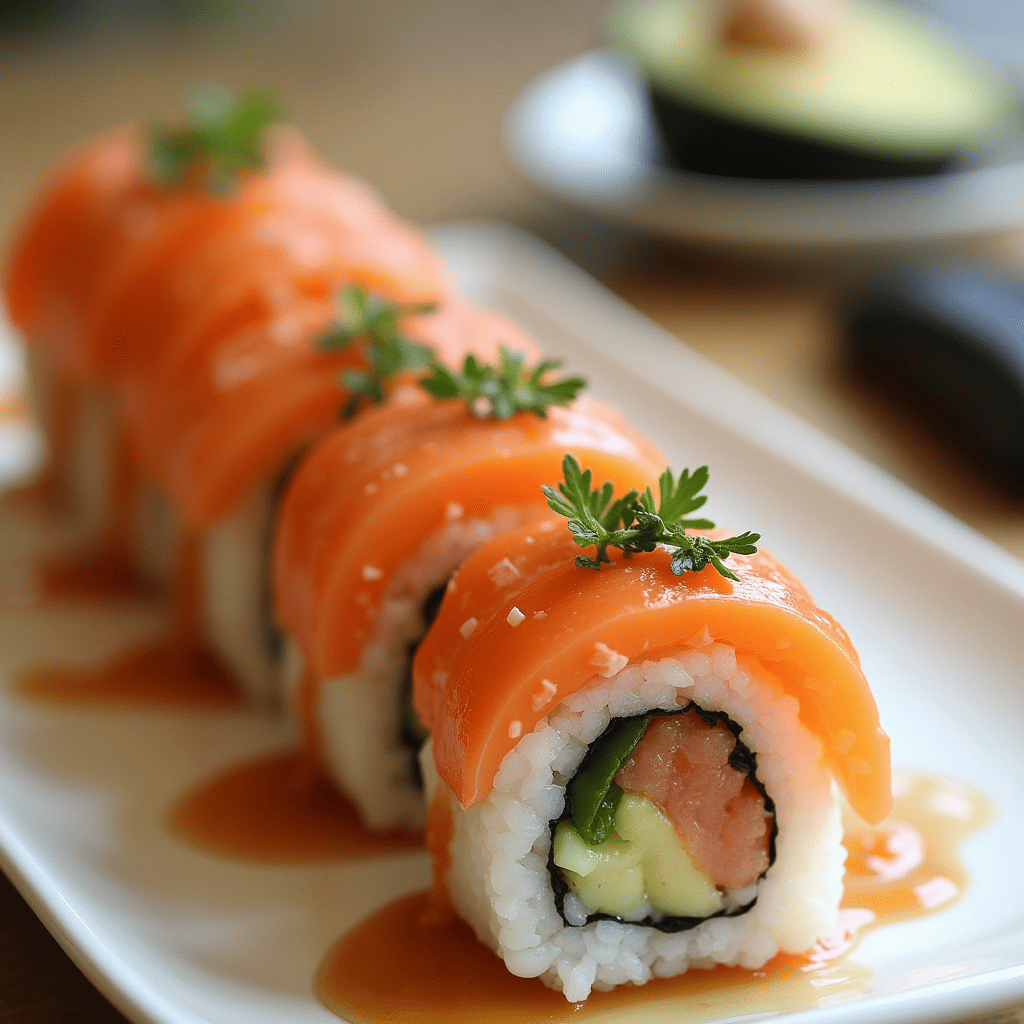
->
xmin=1 ymin=2 xmax=1022 ymax=1021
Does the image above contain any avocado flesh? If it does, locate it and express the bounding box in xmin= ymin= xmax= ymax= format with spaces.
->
xmin=553 ymin=793 xmax=724 ymax=919
xmin=611 ymin=0 xmax=1010 ymax=173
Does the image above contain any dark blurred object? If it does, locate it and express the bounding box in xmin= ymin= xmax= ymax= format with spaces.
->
xmin=0 ymin=0 xmax=250 ymax=38
xmin=0 ymin=0 xmax=69 ymax=33
xmin=847 ymin=266 xmax=1024 ymax=493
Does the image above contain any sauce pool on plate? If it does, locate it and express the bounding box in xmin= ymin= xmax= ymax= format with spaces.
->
xmin=316 ymin=769 xmax=992 ymax=1024
xmin=169 ymin=749 xmax=422 ymax=862
xmin=12 ymin=532 xmax=240 ymax=708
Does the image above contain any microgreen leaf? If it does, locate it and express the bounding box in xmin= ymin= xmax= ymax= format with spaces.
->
xmin=420 ymin=346 xmax=586 ymax=420
xmin=148 ymin=84 xmax=281 ymax=194
xmin=544 ymin=454 xmax=759 ymax=580
xmin=316 ymin=284 xmax=438 ymax=418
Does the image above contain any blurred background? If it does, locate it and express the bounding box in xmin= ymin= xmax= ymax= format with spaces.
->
xmin=3 ymin=2 xmax=1024 ymax=1020
xmin=0 ymin=0 xmax=614 ymax=230
xmin=1 ymin=7 xmax=1023 ymax=609
xmin=1 ymin=1 xmax=1023 ymax=227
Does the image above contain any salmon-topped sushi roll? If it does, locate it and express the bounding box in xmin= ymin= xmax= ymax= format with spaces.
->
xmin=273 ymin=354 xmax=667 ymax=830
xmin=414 ymin=458 xmax=890 ymax=1001
xmin=118 ymin=296 xmax=526 ymax=704
xmin=3 ymin=90 xmax=317 ymax=537
xmin=4 ymin=87 xmax=462 ymax=708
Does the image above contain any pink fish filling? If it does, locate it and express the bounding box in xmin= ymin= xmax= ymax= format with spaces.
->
xmin=614 ymin=711 xmax=773 ymax=891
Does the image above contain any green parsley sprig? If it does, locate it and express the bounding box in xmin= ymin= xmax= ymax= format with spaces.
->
xmin=316 ymin=285 xmax=587 ymax=420
xmin=420 ymin=347 xmax=585 ymax=420
xmin=316 ymin=284 xmax=438 ymax=419
xmin=148 ymin=84 xmax=281 ymax=194
xmin=543 ymin=454 xmax=759 ymax=579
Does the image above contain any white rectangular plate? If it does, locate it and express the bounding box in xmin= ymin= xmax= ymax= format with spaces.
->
xmin=1 ymin=220 xmax=1023 ymax=1024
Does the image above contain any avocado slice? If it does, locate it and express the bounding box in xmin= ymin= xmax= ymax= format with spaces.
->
xmin=609 ymin=0 xmax=1012 ymax=180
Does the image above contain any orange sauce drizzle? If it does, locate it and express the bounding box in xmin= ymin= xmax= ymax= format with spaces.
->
xmin=419 ymin=793 xmax=455 ymax=925
xmin=169 ymin=749 xmax=422 ymax=863
xmin=297 ymin=667 xmax=327 ymax=771
xmin=842 ymin=771 xmax=990 ymax=923
xmin=317 ymin=770 xmax=992 ymax=1024
xmin=14 ymin=530 xmax=240 ymax=709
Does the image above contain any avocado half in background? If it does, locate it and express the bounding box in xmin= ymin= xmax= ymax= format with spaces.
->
xmin=608 ymin=0 xmax=1015 ymax=181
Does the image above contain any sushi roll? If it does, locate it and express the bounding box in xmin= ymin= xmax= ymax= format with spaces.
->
xmin=610 ymin=0 xmax=1012 ymax=181
xmin=3 ymin=86 xmax=443 ymax=570
xmin=4 ymin=87 xmax=466 ymax=704
xmin=3 ymin=91 xmax=317 ymax=541
xmin=112 ymin=212 xmax=450 ymax=703
xmin=273 ymin=371 xmax=667 ymax=830
xmin=119 ymin=298 xmax=530 ymax=704
xmin=414 ymin=460 xmax=890 ymax=1001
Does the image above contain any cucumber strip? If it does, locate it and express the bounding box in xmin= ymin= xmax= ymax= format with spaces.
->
xmin=569 ymin=715 xmax=650 ymax=844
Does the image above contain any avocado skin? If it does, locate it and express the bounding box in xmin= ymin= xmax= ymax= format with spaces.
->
xmin=651 ymin=91 xmax=957 ymax=181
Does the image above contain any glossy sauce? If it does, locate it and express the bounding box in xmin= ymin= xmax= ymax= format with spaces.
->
xmin=15 ymin=638 xmax=240 ymax=707
xmin=14 ymin=531 xmax=240 ymax=708
xmin=317 ymin=770 xmax=991 ymax=1024
xmin=0 ymin=545 xmax=155 ymax=609
xmin=169 ymin=750 xmax=422 ymax=862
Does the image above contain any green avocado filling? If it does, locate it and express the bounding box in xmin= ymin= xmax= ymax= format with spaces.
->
xmin=554 ymin=794 xmax=723 ymax=919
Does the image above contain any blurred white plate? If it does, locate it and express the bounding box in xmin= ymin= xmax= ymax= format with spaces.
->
xmin=506 ymin=50 xmax=1024 ymax=250
xmin=2 ymin=221 xmax=1024 ymax=1024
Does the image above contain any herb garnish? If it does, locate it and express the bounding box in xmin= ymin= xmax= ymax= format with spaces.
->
xmin=316 ymin=284 xmax=586 ymax=420
xmin=148 ymin=84 xmax=281 ymax=194
xmin=543 ymin=454 xmax=759 ymax=579
xmin=316 ymin=284 xmax=439 ymax=419
xmin=420 ymin=346 xmax=585 ymax=420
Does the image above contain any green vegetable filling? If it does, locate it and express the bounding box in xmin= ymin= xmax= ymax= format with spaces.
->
xmin=553 ymin=706 xmax=774 ymax=928
xmin=554 ymin=794 xmax=723 ymax=919
xmin=568 ymin=714 xmax=650 ymax=844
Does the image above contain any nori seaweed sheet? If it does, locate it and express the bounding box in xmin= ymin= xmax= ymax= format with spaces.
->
xmin=399 ymin=579 xmax=450 ymax=787
xmin=547 ymin=703 xmax=778 ymax=933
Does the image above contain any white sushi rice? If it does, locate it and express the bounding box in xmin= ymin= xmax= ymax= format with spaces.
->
xmin=25 ymin=348 xmax=181 ymax=589
xmin=127 ymin=475 xmax=284 ymax=706
xmin=24 ymin=347 xmax=118 ymax=544
xmin=201 ymin=483 xmax=280 ymax=706
xmin=305 ymin=503 xmax=547 ymax=831
xmin=423 ymin=641 xmax=845 ymax=1002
